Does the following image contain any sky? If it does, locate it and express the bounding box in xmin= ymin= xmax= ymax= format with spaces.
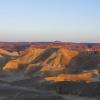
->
xmin=0 ymin=0 xmax=100 ymax=42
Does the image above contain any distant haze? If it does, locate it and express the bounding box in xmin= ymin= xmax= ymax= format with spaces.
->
xmin=0 ymin=0 xmax=100 ymax=42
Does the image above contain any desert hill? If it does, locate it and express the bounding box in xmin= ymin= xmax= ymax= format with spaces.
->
xmin=0 ymin=44 xmax=100 ymax=99
xmin=0 ymin=48 xmax=19 ymax=70
xmin=2 ymin=47 xmax=100 ymax=82
xmin=17 ymin=47 xmax=44 ymax=64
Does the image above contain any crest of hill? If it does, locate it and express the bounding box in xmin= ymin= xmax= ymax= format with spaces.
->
xmin=39 ymin=48 xmax=79 ymax=71
xmin=26 ymin=48 xmax=79 ymax=72
xmin=17 ymin=47 xmax=44 ymax=64
xmin=0 ymin=48 xmax=19 ymax=56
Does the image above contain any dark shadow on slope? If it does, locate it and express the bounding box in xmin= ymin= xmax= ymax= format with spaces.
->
xmin=33 ymin=48 xmax=59 ymax=63
xmin=26 ymin=65 xmax=43 ymax=76
xmin=0 ymin=53 xmax=14 ymax=70
xmin=67 ymin=51 xmax=100 ymax=73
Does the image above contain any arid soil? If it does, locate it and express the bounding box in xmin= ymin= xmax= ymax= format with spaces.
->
xmin=0 ymin=42 xmax=100 ymax=100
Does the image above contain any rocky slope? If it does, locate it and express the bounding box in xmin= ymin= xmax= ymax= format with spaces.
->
xmin=0 ymin=45 xmax=100 ymax=99
xmin=2 ymin=47 xmax=100 ymax=82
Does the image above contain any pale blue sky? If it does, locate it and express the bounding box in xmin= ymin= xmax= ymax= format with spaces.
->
xmin=0 ymin=0 xmax=100 ymax=42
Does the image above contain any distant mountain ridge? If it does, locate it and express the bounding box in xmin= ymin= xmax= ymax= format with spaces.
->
xmin=0 ymin=42 xmax=99 ymax=51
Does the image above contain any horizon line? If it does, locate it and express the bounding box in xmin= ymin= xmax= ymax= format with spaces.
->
xmin=0 ymin=41 xmax=99 ymax=44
